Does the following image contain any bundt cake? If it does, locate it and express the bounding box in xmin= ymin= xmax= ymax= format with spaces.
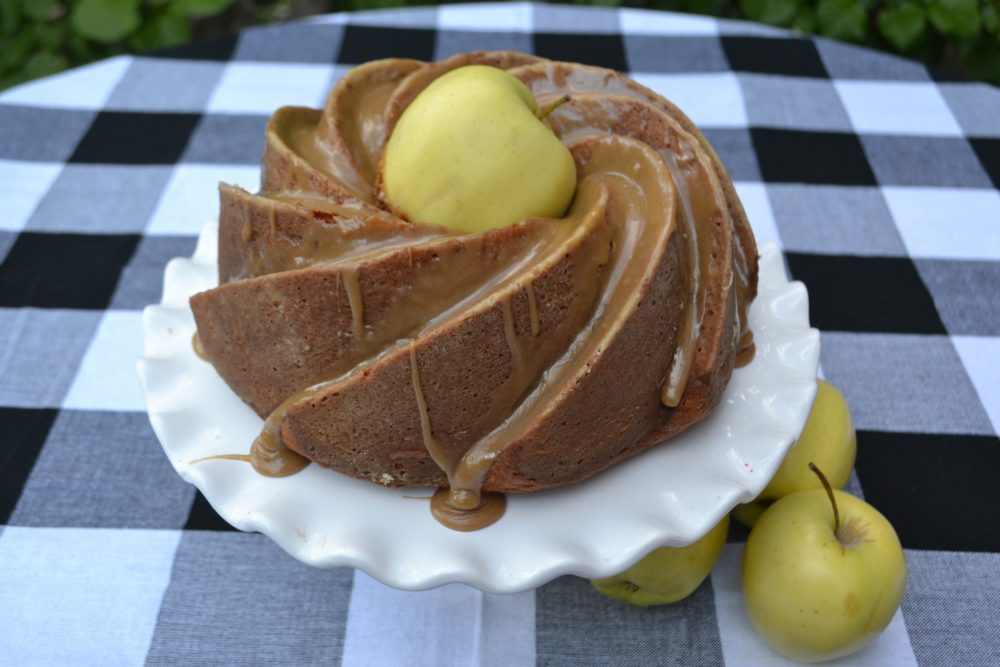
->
xmin=190 ymin=51 xmax=758 ymax=530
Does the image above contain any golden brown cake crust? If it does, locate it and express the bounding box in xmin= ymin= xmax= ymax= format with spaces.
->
xmin=190 ymin=51 xmax=759 ymax=493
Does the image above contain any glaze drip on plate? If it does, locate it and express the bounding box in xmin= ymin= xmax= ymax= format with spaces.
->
xmin=188 ymin=51 xmax=759 ymax=532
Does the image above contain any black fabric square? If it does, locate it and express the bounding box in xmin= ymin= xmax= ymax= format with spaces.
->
xmin=0 ymin=407 xmax=59 ymax=525
xmin=926 ymin=65 xmax=967 ymax=83
xmin=856 ymin=430 xmax=1000 ymax=552
xmin=721 ymin=36 xmax=829 ymax=78
xmin=785 ymin=253 xmax=946 ymax=334
xmin=69 ymin=111 xmax=201 ymax=165
xmin=184 ymin=490 xmax=239 ymax=531
xmin=752 ymin=128 xmax=877 ymax=185
xmin=337 ymin=25 xmax=435 ymax=64
xmin=533 ymin=33 xmax=628 ymax=72
xmin=0 ymin=232 xmax=141 ymax=309
xmin=154 ymin=35 xmax=238 ymax=62
xmin=969 ymin=138 xmax=1000 ymax=189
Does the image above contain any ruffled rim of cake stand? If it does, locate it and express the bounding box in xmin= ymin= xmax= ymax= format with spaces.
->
xmin=138 ymin=222 xmax=819 ymax=593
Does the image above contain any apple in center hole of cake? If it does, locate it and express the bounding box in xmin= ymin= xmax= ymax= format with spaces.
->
xmin=380 ymin=64 xmax=577 ymax=233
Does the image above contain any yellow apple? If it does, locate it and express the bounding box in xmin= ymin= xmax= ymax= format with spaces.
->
xmin=381 ymin=65 xmax=576 ymax=233
xmin=591 ymin=515 xmax=729 ymax=606
xmin=731 ymin=500 xmax=768 ymax=528
xmin=733 ymin=380 xmax=856 ymax=528
xmin=742 ymin=468 xmax=907 ymax=662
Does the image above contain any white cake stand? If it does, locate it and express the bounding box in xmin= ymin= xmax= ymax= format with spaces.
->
xmin=138 ymin=223 xmax=819 ymax=593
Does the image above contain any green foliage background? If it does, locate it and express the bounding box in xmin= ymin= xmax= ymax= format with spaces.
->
xmin=1 ymin=0 xmax=998 ymax=91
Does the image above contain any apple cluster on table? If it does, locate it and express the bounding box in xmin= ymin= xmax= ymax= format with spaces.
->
xmin=381 ymin=66 xmax=907 ymax=664
xmin=591 ymin=381 xmax=908 ymax=664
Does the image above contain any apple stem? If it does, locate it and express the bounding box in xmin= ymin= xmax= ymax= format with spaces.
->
xmin=537 ymin=95 xmax=571 ymax=122
xmin=809 ymin=462 xmax=840 ymax=536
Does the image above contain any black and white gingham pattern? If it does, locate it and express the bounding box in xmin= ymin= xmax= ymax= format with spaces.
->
xmin=1 ymin=3 xmax=998 ymax=664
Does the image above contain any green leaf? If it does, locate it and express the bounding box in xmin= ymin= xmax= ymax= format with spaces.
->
xmin=651 ymin=0 xmax=685 ymax=10
xmin=128 ymin=6 xmax=191 ymax=51
xmin=0 ymin=30 xmax=36 ymax=71
xmin=71 ymin=0 xmax=141 ymax=43
xmin=816 ymin=0 xmax=867 ymax=41
xmin=927 ymin=0 xmax=981 ymax=37
xmin=1 ymin=70 xmax=32 ymax=91
xmin=962 ymin=32 xmax=1000 ymax=84
xmin=23 ymin=0 xmax=55 ymax=21
xmin=1 ymin=0 xmax=23 ymax=38
xmin=742 ymin=0 xmax=801 ymax=26
xmin=174 ymin=0 xmax=236 ymax=19
xmin=684 ymin=0 xmax=716 ymax=15
xmin=982 ymin=4 xmax=997 ymax=33
xmin=791 ymin=6 xmax=816 ymax=32
xmin=878 ymin=3 xmax=927 ymax=51
xmin=69 ymin=30 xmax=93 ymax=58
xmin=23 ymin=50 xmax=68 ymax=79
xmin=36 ymin=20 xmax=67 ymax=50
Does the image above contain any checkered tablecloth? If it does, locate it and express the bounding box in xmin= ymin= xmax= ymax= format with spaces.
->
xmin=1 ymin=2 xmax=998 ymax=665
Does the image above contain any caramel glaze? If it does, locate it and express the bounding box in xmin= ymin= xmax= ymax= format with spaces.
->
xmin=190 ymin=52 xmax=758 ymax=532
xmin=404 ymin=182 xmax=614 ymax=529
xmin=736 ymin=329 xmax=756 ymax=368
xmin=526 ymin=283 xmax=540 ymax=337
xmin=512 ymin=63 xmax=753 ymax=407
xmin=430 ymin=488 xmax=505 ymax=532
xmin=439 ymin=138 xmax=678 ymax=521
xmin=192 ymin=332 xmax=209 ymax=361
xmin=192 ymin=428 xmax=309 ymax=477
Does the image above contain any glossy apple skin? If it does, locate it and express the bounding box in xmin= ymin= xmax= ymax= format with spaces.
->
xmin=765 ymin=380 xmax=856 ymax=497
xmin=734 ymin=380 xmax=857 ymax=528
xmin=742 ymin=490 xmax=907 ymax=663
xmin=591 ymin=515 xmax=729 ymax=606
xmin=381 ymin=65 xmax=576 ymax=234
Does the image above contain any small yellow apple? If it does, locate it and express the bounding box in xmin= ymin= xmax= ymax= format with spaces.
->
xmin=381 ymin=65 xmax=576 ymax=234
xmin=731 ymin=500 xmax=768 ymax=528
xmin=765 ymin=380 xmax=856 ymax=497
xmin=733 ymin=380 xmax=856 ymax=528
xmin=591 ymin=515 xmax=729 ymax=606
xmin=742 ymin=467 xmax=907 ymax=662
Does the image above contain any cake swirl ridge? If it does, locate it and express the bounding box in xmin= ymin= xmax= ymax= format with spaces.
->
xmin=189 ymin=51 xmax=759 ymax=529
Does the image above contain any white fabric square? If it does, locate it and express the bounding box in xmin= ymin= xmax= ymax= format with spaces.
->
xmin=0 ymin=160 xmax=62 ymax=232
xmin=63 ymin=310 xmax=147 ymax=412
xmin=952 ymin=336 xmax=1000 ymax=436
xmin=712 ymin=544 xmax=918 ymax=667
xmin=835 ymin=81 xmax=963 ymax=137
xmin=734 ymin=181 xmax=782 ymax=247
xmin=145 ymin=164 xmax=260 ymax=236
xmin=881 ymin=186 xmax=1000 ymax=260
xmin=619 ymin=8 xmax=719 ymax=35
xmin=207 ymin=62 xmax=337 ymax=114
xmin=341 ymin=571 xmax=536 ymax=667
xmin=0 ymin=526 xmax=181 ymax=667
xmin=438 ymin=2 xmax=533 ymax=32
xmin=0 ymin=56 xmax=132 ymax=110
xmin=630 ymin=73 xmax=746 ymax=127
